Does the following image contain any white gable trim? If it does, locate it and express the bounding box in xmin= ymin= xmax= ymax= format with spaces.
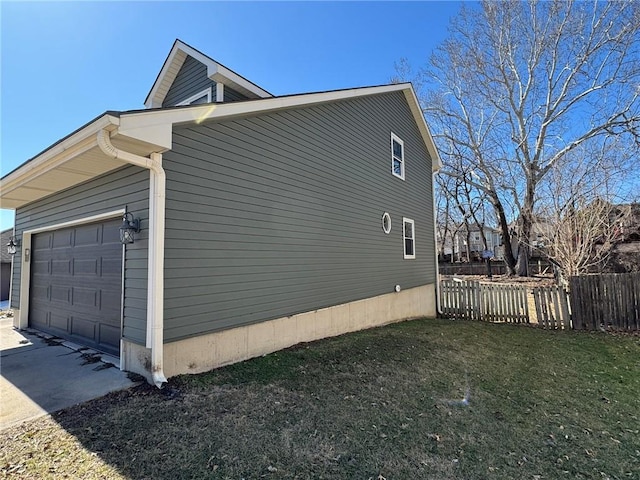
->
xmin=136 ymin=83 xmax=441 ymax=172
xmin=403 ymin=86 xmax=443 ymax=170
xmin=176 ymin=87 xmax=212 ymax=106
xmin=1 ymin=83 xmax=442 ymax=210
xmin=144 ymin=40 xmax=272 ymax=109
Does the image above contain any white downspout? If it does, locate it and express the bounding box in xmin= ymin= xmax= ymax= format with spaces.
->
xmin=433 ymin=170 xmax=443 ymax=316
xmin=97 ymin=129 xmax=167 ymax=387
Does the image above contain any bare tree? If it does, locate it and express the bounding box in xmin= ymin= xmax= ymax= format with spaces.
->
xmin=435 ymin=166 xmax=495 ymax=262
xmin=534 ymin=142 xmax=634 ymax=282
xmin=400 ymin=0 xmax=640 ymax=275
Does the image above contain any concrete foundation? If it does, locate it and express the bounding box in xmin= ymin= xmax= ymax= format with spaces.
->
xmin=162 ymin=283 xmax=435 ymax=378
xmin=13 ymin=284 xmax=436 ymax=383
xmin=121 ymin=340 xmax=153 ymax=382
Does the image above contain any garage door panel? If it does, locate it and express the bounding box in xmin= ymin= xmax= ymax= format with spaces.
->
xmin=103 ymin=225 xmax=121 ymax=244
xmin=52 ymin=259 xmax=72 ymax=275
xmin=70 ymin=316 xmax=96 ymax=340
xmin=101 ymin=290 xmax=122 ymax=314
xmin=73 ymin=258 xmax=99 ymax=275
xmin=50 ymin=312 xmax=70 ymax=332
xmin=30 ymin=308 xmax=49 ymax=330
xmin=52 ymin=230 xmax=73 ymax=248
xmin=72 ymin=286 xmax=98 ymax=308
xmin=74 ymin=225 xmax=101 ymax=246
xmin=32 ymin=259 xmax=51 ymax=275
xmin=30 ymin=218 xmax=122 ymax=356
xmin=33 ymin=233 xmax=52 ymax=250
xmin=101 ymin=256 xmax=123 ymax=276
xmin=50 ymin=285 xmax=71 ymax=304
xmin=31 ymin=283 xmax=49 ymax=300
xmin=99 ymin=324 xmax=121 ymax=347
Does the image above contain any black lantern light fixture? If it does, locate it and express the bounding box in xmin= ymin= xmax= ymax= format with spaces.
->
xmin=6 ymin=236 xmax=18 ymax=256
xmin=119 ymin=212 xmax=140 ymax=244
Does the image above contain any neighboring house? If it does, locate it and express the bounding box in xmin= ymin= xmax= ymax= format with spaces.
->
xmin=0 ymin=40 xmax=441 ymax=386
xmin=0 ymin=229 xmax=12 ymax=302
xmin=438 ymin=225 xmax=503 ymax=261
xmin=505 ymin=217 xmax=554 ymax=259
xmin=606 ymin=203 xmax=640 ymax=273
xmin=614 ymin=203 xmax=640 ymax=242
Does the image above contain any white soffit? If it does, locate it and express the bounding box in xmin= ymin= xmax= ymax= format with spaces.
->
xmin=0 ymin=114 xmax=169 ymax=210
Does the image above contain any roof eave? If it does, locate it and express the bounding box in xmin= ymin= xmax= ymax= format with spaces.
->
xmin=140 ymin=82 xmax=442 ymax=173
xmin=0 ymin=113 xmax=170 ymax=210
xmin=3 ymin=83 xmax=442 ymax=210
xmin=402 ymin=85 xmax=443 ymax=172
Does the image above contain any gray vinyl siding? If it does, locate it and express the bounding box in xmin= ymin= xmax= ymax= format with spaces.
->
xmin=11 ymin=166 xmax=149 ymax=345
xmin=223 ymin=86 xmax=249 ymax=102
xmin=162 ymin=90 xmax=435 ymax=342
xmin=1 ymin=263 xmax=10 ymax=301
xmin=163 ymin=55 xmax=250 ymax=106
xmin=162 ymin=56 xmax=248 ymax=107
xmin=163 ymin=56 xmax=215 ymax=107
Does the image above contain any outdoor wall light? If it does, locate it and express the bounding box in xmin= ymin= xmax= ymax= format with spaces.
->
xmin=119 ymin=212 xmax=140 ymax=244
xmin=6 ymin=236 xmax=18 ymax=255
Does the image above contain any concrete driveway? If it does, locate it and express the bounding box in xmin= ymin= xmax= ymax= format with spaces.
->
xmin=0 ymin=315 xmax=137 ymax=431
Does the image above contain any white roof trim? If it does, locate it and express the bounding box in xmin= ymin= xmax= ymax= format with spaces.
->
xmin=135 ymin=83 xmax=441 ymax=172
xmin=403 ymin=86 xmax=443 ymax=171
xmin=2 ymin=83 xmax=442 ymax=209
xmin=144 ymin=40 xmax=272 ymax=109
xmin=1 ymin=115 xmax=119 ymax=197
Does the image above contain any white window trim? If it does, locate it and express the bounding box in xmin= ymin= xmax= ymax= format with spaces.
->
xmin=391 ymin=132 xmax=405 ymax=180
xmin=176 ymin=87 xmax=212 ymax=106
xmin=382 ymin=212 xmax=392 ymax=234
xmin=403 ymin=217 xmax=416 ymax=259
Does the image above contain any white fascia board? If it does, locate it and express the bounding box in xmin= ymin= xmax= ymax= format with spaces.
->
xmin=0 ymin=115 xmax=120 ymax=198
xmin=123 ymin=84 xmax=414 ymax=134
xmin=145 ymin=44 xmax=187 ymax=109
xmin=130 ymin=84 xmax=442 ymax=172
xmin=402 ymin=86 xmax=443 ymax=172
xmin=145 ymin=40 xmax=272 ymax=108
xmin=208 ymin=63 xmax=272 ymax=99
xmin=175 ymin=41 xmax=270 ymax=99
xmin=116 ymin=118 xmax=173 ymax=151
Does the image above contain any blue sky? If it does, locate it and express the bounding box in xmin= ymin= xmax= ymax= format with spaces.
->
xmin=0 ymin=1 xmax=463 ymax=230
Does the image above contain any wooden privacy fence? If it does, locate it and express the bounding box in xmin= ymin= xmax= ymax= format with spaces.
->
xmin=532 ymin=286 xmax=571 ymax=330
xmin=570 ymin=273 xmax=640 ymax=331
xmin=441 ymin=273 xmax=640 ymax=331
xmin=440 ymin=280 xmax=529 ymax=323
xmin=440 ymin=279 xmax=481 ymax=320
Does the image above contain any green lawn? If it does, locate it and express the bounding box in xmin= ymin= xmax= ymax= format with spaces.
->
xmin=2 ymin=318 xmax=639 ymax=479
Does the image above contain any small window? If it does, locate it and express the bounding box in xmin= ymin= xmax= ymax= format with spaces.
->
xmin=391 ymin=133 xmax=405 ymax=180
xmin=177 ymin=87 xmax=212 ymax=106
xmin=382 ymin=212 xmax=392 ymax=234
xmin=403 ymin=218 xmax=415 ymax=259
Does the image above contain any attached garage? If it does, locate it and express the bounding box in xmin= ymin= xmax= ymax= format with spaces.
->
xmin=0 ymin=38 xmax=441 ymax=388
xmin=29 ymin=219 xmax=123 ymax=355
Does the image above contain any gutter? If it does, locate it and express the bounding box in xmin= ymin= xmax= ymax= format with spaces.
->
xmin=97 ymin=129 xmax=167 ymax=388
